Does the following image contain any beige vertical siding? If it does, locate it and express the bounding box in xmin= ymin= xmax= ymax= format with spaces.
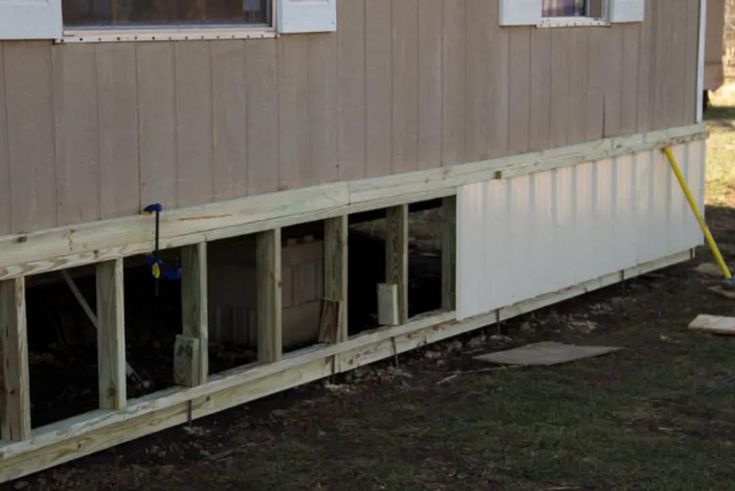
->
xmin=0 ymin=0 xmax=702 ymax=236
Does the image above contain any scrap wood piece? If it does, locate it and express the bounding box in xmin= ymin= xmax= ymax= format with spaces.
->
xmin=474 ymin=341 xmax=621 ymax=367
xmin=709 ymin=285 xmax=735 ymax=300
xmin=689 ymin=314 xmax=735 ymax=335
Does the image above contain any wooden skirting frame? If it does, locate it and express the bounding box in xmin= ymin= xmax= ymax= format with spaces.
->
xmin=0 ymin=250 xmax=692 ymax=481
xmin=0 ymin=126 xmax=706 ymax=481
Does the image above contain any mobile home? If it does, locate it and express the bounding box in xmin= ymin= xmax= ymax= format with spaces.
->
xmin=0 ymin=0 xmax=710 ymax=480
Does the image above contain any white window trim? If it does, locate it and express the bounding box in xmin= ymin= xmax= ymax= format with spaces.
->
xmin=57 ymin=1 xmax=278 ymax=43
xmin=537 ymin=16 xmax=610 ymax=28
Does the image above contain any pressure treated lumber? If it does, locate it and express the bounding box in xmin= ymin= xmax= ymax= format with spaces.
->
xmin=180 ymin=243 xmax=208 ymax=385
xmin=0 ymin=278 xmax=31 ymax=441
xmin=385 ymin=205 xmax=408 ymax=325
xmin=173 ymin=335 xmax=201 ymax=387
xmin=0 ymin=125 xmax=706 ymax=283
xmin=96 ymin=259 xmax=126 ymax=411
xmin=257 ymin=229 xmax=282 ymax=363
xmin=323 ymin=216 xmax=348 ymax=342
xmin=441 ymin=196 xmax=457 ymax=311
xmin=0 ymin=249 xmax=692 ymax=483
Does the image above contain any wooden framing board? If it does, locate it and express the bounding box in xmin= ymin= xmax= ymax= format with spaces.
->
xmin=0 ymin=125 xmax=706 ymax=283
xmin=180 ymin=243 xmax=208 ymax=386
xmin=385 ymin=205 xmax=408 ymax=325
xmin=322 ymin=216 xmax=348 ymax=343
xmin=441 ymin=196 xmax=457 ymax=311
xmin=0 ymin=249 xmax=692 ymax=482
xmin=0 ymin=278 xmax=31 ymax=442
xmin=96 ymin=259 xmax=126 ymax=411
xmin=257 ymin=229 xmax=282 ymax=363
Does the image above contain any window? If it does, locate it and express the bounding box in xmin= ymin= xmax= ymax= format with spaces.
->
xmin=542 ymin=0 xmax=587 ymax=18
xmin=499 ymin=0 xmax=644 ymax=27
xmin=61 ymin=0 xmax=271 ymax=28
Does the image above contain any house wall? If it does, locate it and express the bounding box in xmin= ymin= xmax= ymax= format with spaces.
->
xmin=0 ymin=0 xmax=701 ymax=237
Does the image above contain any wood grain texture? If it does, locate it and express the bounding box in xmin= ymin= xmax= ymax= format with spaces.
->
xmin=257 ymin=229 xmax=282 ymax=363
xmin=175 ymin=42 xmax=214 ymax=207
xmin=96 ymin=43 xmax=140 ymax=219
xmin=308 ymin=33 xmax=339 ymax=185
xmin=4 ymin=42 xmax=56 ymax=232
xmin=136 ymin=43 xmax=177 ymax=209
xmin=377 ymin=283 xmax=400 ymax=326
xmin=508 ymin=28 xmax=531 ymax=155
xmin=96 ymin=259 xmax=126 ymax=411
xmin=0 ymin=44 xmax=9 ymax=235
xmin=53 ymin=44 xmax=100 ymax=226
xmin=323 ymin=216 xmax=348 ymax=342
xmin=245 ymin=38 xmax=279 ymax=195
xmin=174 ymin=335 xmax=201 ymax=388
xmin=385 ymin=205 xmax=408 ymax=324
xmin=441 ymin=0 xmax=467 ymax=166
xmin=417 ymin=0 xmax=443 ymax=169
xmin=211 ymin=40 xmax=248 ymax=201
xmin=466 ymin=0 xmax=491 ymax=161
xmin=441 ymin=196 xmax=457 ymax=311
xmin=392 ymin=0 xmax=419 ymax=174
xmin=0 ymin=278 xmax=31 ymax=441
xmin=365 ymin=0 xmax=393 ymax=178
xmin=529 ymin=27 xmax=552 ymax=151
xmin=181 ymin=243 xmax=208 ymax=385
xmin=337 ymin=0 xmax=367 ymax=181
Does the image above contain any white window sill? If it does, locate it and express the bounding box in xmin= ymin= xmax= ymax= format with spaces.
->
xmin=57 ymin=26 xmax=277 ymax=43
xmin=537 ymin=17 xmax=610 ymax=28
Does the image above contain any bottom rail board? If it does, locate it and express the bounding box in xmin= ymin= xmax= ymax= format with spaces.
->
xmin=0 ymin=250 xmax=693 ymax=482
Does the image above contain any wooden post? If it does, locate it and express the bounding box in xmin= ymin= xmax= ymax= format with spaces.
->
xmin=441 ymin=196 xmax=457 ymax=311
xmin=384 ymin=205 xmax=409 ymax=325
xmin=96 ymin=259 xmax=127 ymax=411
xmin=257 ymin=229 xmax=282 ymax=363
xmin=322 ymin=216 xmax=348 ymax=343
xmin=180 ymin=243 xmax=208 ymax=386
xmin=0 ymin=277 xmax=31 ymax=441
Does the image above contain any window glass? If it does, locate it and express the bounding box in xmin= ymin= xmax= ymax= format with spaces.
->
xmin=542 ymin=0 xmax=587 ymax=17
xmin=62 ymin=0 xmax=271 ymax=28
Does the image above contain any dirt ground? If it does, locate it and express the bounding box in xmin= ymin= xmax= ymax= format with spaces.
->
xmin=7 ymin=95 xmax=735 ymax=490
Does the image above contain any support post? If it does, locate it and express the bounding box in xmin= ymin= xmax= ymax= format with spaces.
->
xmin=441 ymin=196 xmax=457 ymax=311
xmin=384 ymin=205 xmax=409 ymax=325
xmin=96 ymin=259 xmax=127 ymax=411
xmin=0 ymin=277 xmax=31 ymax=441
xmin=257 ymin=229 xmax=282 ymax=363
xmin=322 ymin=216 xmax=348 ymax=343
xmin=180 ymin=243 xmax=208 ymax=386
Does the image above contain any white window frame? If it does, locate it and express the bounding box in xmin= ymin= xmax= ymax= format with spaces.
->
xmin=539 ymin=0 xmax=610 ymax=28
xmin=58 ymin=0 xmax=278 ymax=43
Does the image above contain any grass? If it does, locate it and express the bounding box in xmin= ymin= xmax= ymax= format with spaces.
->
xmin=706 ymin=86 xmax=735 ymax=206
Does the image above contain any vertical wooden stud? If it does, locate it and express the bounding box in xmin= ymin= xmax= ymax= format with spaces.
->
xmin=385 ymin=205 xmax=409 ymax=325
xmin=96 ymin=259 xmax=127 ymax=411
xmin=441 ymin=196 xmax=457 ymax=311
xmin=181 ymin=243 xmax=208 ymax=386
xmin=0 ymin=277 xmax=31 ymax=441
xmin=323 ymin=216 xmax=348 ymax=343
xmin=257 ymin=229 xmax=283 ymax=363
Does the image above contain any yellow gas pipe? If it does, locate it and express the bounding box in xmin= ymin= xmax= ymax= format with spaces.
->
xmin=662 ymin=147 xmax=733 ymax=282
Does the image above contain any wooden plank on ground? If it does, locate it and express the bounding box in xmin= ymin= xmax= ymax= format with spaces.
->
xmin=385 ymin=205 xmax=409 ymax=324
xmin=181 ymin=243 xmax=208 ymax=385
xmin=0 ymin=278 xmax=31 ymax=441
xmin=323 ymin=216 xmax=348 ymax=342
xmin=257 ymin=229 xmax=283 ymax=362
xmin=689 ymin=314 xmax=735 ymax=335
xmin=96 ymin=259 xmax=126 ymax=411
